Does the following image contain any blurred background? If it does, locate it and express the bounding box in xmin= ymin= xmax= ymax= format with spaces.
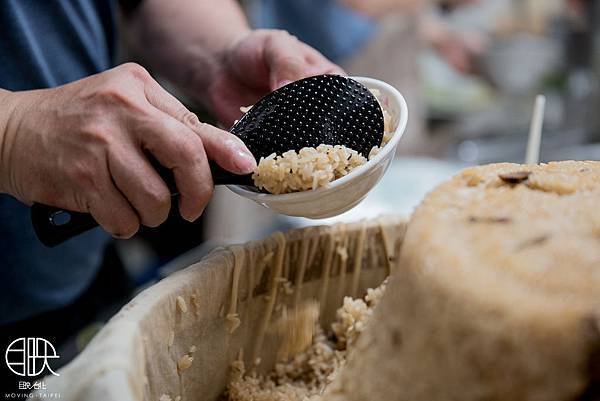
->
xmin=54 ymin=0 xmax=600 ymax=364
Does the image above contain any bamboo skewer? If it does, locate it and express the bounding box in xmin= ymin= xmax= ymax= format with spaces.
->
xmin=525 ymin=95 xmax=546 ymax=164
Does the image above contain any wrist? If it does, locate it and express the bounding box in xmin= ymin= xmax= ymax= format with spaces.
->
xmin=0 ymin=89 xmax=37 ymax=197
xmin=0 ymin=89 xmax=18 ymax=195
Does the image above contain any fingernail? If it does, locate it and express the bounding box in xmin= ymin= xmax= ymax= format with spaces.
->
xmin=182 ymin=207 xmax=204 ymax=223
xmin=233 ymin=149 xmax=257 ymax=174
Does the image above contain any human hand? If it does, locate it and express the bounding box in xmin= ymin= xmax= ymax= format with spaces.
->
xmin=0 ymin=63 xmax=256 ymax=238
xmin=340 ymin=0 xmax=478 ymax=18
xmin=340 ymin=0 xmax=426 ymax=17
xmin=202 ymin=29 xmax=345 ymax=126
xmin=423 ymin=18 xmax=487 ymax=75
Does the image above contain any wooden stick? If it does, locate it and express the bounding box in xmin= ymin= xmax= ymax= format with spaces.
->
xmin=525 ymin=95 xmax=546 ymax=164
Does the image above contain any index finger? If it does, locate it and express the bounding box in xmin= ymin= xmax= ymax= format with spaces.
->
xmin=300 ymin=42 xmax=346 ymax=75
xmin=143 ymin=78 xmax=256 ymax=174
xmin=264 ymin=32 xmax=345 ymax=89
xmin=138 ymin=109 xmax=213 ymax=222
xmin=263 ymin=32 xmax=310 ymax=89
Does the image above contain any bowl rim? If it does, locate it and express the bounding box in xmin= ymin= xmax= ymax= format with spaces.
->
xmin=227 ymin=76 xmax=409 ymax=202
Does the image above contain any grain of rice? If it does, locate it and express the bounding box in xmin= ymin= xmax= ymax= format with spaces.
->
xmin=177 ymin=354 xmax=194 ymax=373
xmin=283 ymin=281 xmax=294 ymax=295
xmin=227 ymin=313 xmax=242 ymax=334
xmin=167 ymin=330 xmax=175 ymax=349
xmin=191 ymin=294 xmax=201 ymax=317
xmin=176 ymin=296 xmax=188 ymax=314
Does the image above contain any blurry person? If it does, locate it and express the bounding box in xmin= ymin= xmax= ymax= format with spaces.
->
xmin=0 ymin=0 xmax=342 ymax=343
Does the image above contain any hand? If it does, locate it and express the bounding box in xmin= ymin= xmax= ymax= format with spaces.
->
xmin=423 ymin=18 xmax=487 ymax=75
xmin=341 ymin=0 xmax=479 ymax=18
xmin=0 ymin=63 xmax=256 ymax=238
xmin=203 ymin=29 xmax=345 ymax=126
xmin=340 ymin=0 xmax=426 ymax=17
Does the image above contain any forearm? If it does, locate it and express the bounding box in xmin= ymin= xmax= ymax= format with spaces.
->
xmin=124 ymin=0 xmax=250 ymax=95
xmin=0 ymin=88 xmax=21 ymax=195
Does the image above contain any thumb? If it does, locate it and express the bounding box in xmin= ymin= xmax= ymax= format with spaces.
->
xmin=194 ymin=122 xmax=257 ymax=175
xmin=264 ymin=34 xmax=308 ymax=90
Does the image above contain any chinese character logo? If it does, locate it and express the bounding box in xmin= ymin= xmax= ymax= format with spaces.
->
xmin=5 ymin=338 xmax=60 ymax=377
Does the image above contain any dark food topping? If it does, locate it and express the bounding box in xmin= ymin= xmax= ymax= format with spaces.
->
xmin=516 ymin=235 xmax=550 ymax=251
xmin=468 ymin=216 xmax=512 ymax=224
xmin=499 ymin=171 xmax=532 ymax=184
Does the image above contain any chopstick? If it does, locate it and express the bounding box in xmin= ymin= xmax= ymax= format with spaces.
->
xmin=525 ymin=95 xmax=546 ymax=164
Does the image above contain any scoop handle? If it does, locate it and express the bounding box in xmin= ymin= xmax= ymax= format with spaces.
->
xmin=31 ymin=162 xmax=252 ymax=247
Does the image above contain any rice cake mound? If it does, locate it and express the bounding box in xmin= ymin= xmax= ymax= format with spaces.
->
xmin=326 ymin=161 xmax=600 ymax=401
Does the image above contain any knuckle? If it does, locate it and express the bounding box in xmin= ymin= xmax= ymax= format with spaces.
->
xmin=97 ymin=84 xmax=130 ymax=105
xmin=122 ymin=62 xmax=150 ymax=80
xmin=141 ymin=188 xmax=171 ymax=227
xmin=274 ymin=29 xmax=297 ymax=42
xmin=195 ymin=121 xmax=217 ymax=138
xmin=264 ymin=32 xmax=276 ymax=48
xmin=148 ymin=186 xmax=171 ymax=207
xmin=81 ymin=124 xmax=111 ymax=146
xmin=181 ymin=111 xmax=200 ymax=128
xmin=195 ymin=120 xmax=210 ymax=131
xmin=68 ymin=161 xmax=99 ymax=191
xmin=115 ymin=216 xmax=140 ymax=239
xmin=272 ymin=29 xmax=290 ymax=37
xmin=277 ymin=55 xmax=302 ymax=69
xmin=177 ymin=138 xmax=202 ymax=165
xmin=160 ymin=115 xmax=181 ymax=134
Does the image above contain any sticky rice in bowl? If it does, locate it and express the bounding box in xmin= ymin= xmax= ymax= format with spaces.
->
xmin=228 ymin=77 xmax=408 ymax=219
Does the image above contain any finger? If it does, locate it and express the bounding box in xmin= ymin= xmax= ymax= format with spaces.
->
xmin=263 ymin=32 xmax=311 ymax=90
xmin=108 ymin=145 xmax=171 ymax=228
xmin=301 ymin=43 xmax=347 ymax=75
xmin=143 ymin=79 xmax=256 ymax=173
xmin=194 ymin=121 xmax=256 ymax=174
xmin=138 ymin=110 xmax=213 ymax=222
xmin=206 ymin=76 xmax=266 ymax=126
xmin=227 ymin=31 xmax=272 ymax=91
xmin=87 ymin=173 xmax=140 ymax=238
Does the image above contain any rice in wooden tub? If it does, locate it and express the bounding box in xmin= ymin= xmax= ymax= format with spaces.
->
xmin=36 ymin=218 xmax=406 ymax=401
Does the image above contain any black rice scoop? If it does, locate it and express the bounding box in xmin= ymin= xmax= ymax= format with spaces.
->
xmin=31 ymin=75 xmax=385 ymax=247
xmin=232 ymin=74 xmax=384 ymax=159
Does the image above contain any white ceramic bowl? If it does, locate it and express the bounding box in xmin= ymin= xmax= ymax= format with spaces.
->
xmin=228 ymin=77 xmax=409 ymax=219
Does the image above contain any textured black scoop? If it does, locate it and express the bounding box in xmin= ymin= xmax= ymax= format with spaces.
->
xmin=31 ymin=75 xmax=385 ymax=247
xmin=232 ymin=75 xmax=384 ymax=158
